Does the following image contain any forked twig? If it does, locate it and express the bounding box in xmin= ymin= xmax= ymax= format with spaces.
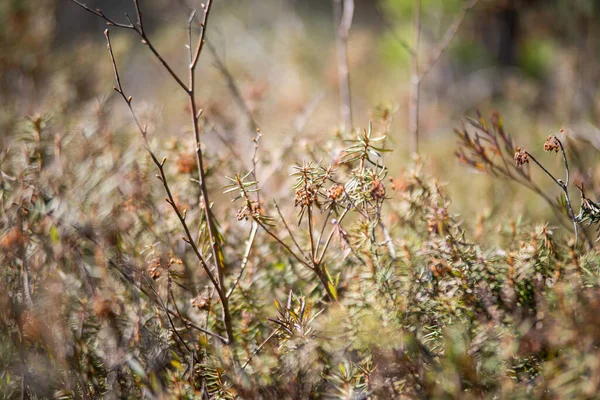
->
xmin=317 ymin=207 xmax=350 ymax=264
xmin=525 ymin=145 xmax=579 ymax=244
xmin=69 ymin=0 xmax=189 ymax=91
xmin=103 ymin=29 xmax=221 ymax=293
xmin=274 ymin=200 xmax=308 ymax=259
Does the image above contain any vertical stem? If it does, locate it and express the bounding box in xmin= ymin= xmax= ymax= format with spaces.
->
xmin=333 ymin=0 xmax=354 ymax=130
xmin=409 ymin=0 xmax=421 ymax=154
xmin=526 ymin=151 xmax=579 ymax=244
xmin=557 ymin=141 xmax=579 ymax=244
xmin=308 ymin=206 xmax=316 ymax=264
xmin=187 ymin=0 xmax=235 ymax=345
xmin=316 ymin=267 xmax=337 ymax=302
xmin=18 ymin=211 xmax=33 ymax=307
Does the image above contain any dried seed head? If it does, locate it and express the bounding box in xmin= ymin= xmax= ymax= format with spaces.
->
xmin=295 ymin=186 xmax=318 ymax=208
xmin=236 ymin=201 xmax=262 ymax=221
xmin=544 ymin=135 xmax=560 ymax=153
xmin=327 ymin=184 xmax=344 ymax=201
xmin=370 ymin=179 xmax=386 ymax=200
xmin=514 ymin=147 xmax=529 ymax=167
xmin=148 ymin=258 xmax=162 ymax=280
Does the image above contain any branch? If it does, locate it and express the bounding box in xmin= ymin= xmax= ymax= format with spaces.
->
xmin=227 ymin=221 xmax=258 ymax=299
xmin=18 ymin=210 xmax=33 ymax=307
xmin=256 ymin=220 xmax=313 ymax=270
xmin=182 ymin=0 xmax=235 ymax=344
xmin=68 ymin=0 xmax=135 ymax=29
xmin=317 ymin=207 xmax=350 ymax=264
xmin=526 ymin=150 xmax=579 ymax=243
xmin=176 ymin=0 xmax=260 ymax=134
xmin=190 ymin=1 xmax=212 ymax=70
xmin=274 ymin=200 xmax=309 ymax=260
xmin=68 ymin=0 xmax=189 ymax=92
xmin=104 ymin=29 xmax=222 ymax=294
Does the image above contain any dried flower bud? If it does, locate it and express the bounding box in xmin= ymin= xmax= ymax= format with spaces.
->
xmin=327 ymin=184 xmax=344 ymax=201
xmin=295 ymin=186 xmax=318 ymax=208
xmin=370 ymin=179 xmax=386 ymax=200
xmin=148 ymin=258 xmax=162 ymax=279
xmin=514 ymin=147 xmax=529 ymax=167
xmin=544 ymin=135 xmax=560 ymax=153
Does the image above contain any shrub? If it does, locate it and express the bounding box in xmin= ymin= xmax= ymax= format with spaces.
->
xmin=2 ymin=2 xmax=600 ymax=399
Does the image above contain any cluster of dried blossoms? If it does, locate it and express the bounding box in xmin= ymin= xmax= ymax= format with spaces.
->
xmin=236 ymin=199 xmax=263 ymax=221
xmin=514 ymin=147 xmax=529 ymax=167
xmin=147 ymin=257 xmax=183 ymax=280
xmin=291 ymin=162 xmax=338 ymax=221
xmin=327 ymin=184 xmax=345 ymax=201
xmin=370 ymin=179 xmax=386 ymax=200
xmin=544 ymin=135 xmax=561 ymax=153
xmin=295 ymin=184 xmax=320 ymax=209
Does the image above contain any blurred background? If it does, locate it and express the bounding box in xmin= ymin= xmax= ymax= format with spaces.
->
xmin=3 ymin=0 xmax=600 ymax=230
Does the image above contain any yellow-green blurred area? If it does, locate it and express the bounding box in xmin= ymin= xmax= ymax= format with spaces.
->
xmin=3 ymin=0 xmax=600 ymax=235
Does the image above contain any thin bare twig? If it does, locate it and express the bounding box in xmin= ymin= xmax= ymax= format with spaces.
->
xmin=274 ymin=200 xmax=309 ymax=259
xmin=241 ymin=330 xmax=277 ymax=370
xmin=526 ymin=149 xmax=579 ymax=243
xmin=419 ymin=0 xmax=480 ymax=80
xmin=409 ymin=0 xmax=421 ymax=154
xmin=187 ymin=9 xmax=197 ymax=63
xmin=333 ymin=0 xmax=354 ymax=130
xmin=176 ymin=0 xmax=260 ymax=134
xmin=307 ymin=206 xmax=317 ymax=263
xmin=68 ymin=0 xmax=134 ymax=29
xmin=69 ymin=0 xmax=189 ymax=91
xmin=17 ymin=210 xmax=33 ymax=307
xmin=251 ymin=131 xmax=262 ymax=204
xmin=317 ymin=207 xmax=350 ymax=264
xmin=179 ymin=0 xmax=235 ymax=344
xmin=379 ymin=221 xmax=397 ymax=260
xmin=315 ymin=209 xmax=334 ymax=257
xmin=256 ymin=220 xmax=313 ymax=270
xmin=165 ymin=272 xmax=197 ymax=360
xmin=227 ymin=221 xmax=258 ymax=299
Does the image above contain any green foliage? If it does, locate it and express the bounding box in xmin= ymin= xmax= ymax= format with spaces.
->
xmin=518 ymin=39 xmax=555 ymax=80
